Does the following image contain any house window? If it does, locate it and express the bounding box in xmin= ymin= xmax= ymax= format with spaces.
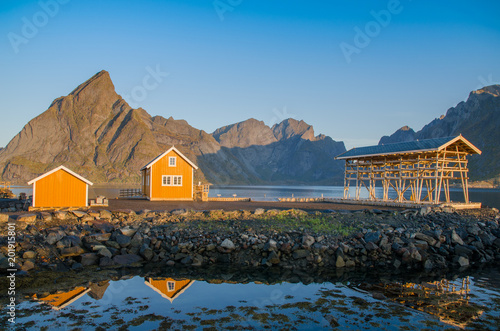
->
xmin=162 ymin=175 xmax=182 ymax=186
xmin=169 ymin=157 xmax=176 ymax=167
xmin=167 ymin=281 xmax=175 ymax=292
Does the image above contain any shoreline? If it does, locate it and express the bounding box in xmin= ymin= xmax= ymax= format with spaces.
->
xmin=1 ymin=205 xmax=499 ymax=281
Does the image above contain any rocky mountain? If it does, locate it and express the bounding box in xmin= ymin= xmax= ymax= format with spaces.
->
xmin=379 ymin=85 xmax=500 ymax=181
xmin=0 ymin=70 xmax=346 ymax=185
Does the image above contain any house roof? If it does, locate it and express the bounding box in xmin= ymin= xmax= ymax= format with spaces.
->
xmin=335 ymin=135 xmax=482 ymax=160
xmin=144 ymin=278 xmax=195 ymax=303
xmin=27 ymin=165 xmax=94 ymax=185
xmin=140 ymin=146 xmax=199 ymax=171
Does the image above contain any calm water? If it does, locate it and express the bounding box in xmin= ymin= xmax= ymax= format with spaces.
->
xmin=6 ymin=265 xmax=500 ymax=330
xmin=10 ymin=185 xmax=500 ymax=208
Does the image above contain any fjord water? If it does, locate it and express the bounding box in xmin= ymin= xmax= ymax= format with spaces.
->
xmin=10 ymin=185 xmax=500 ymax=208
xmin=7 ymin=265 xmax=500 ymax=330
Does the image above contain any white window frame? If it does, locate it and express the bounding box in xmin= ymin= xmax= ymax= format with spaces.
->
xmin=162 ymin=175 xmax=182 ymax=186
xmin=167 ymin=281 xmax=175 ymax=292
xmin=169 ymin=157 xmax=176 ymax=167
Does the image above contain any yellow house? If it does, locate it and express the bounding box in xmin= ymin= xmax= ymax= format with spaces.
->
xmin=27 ymin=165 xmax=93 ymax=208
xmin=140 ymin=146 xmax=198 ymax=201
xmin=144 ymin=277 xmax=195 ymax=303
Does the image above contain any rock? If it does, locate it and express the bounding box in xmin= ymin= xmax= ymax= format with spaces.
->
xmin=46 ymin=232 xmax=64 ymax=245
xmin=171 ymin=209 xmax=188 ymax=216
xmin=60 ymin=246 xmax=86 ymax=257
xmin=97 ymin=248 xmax=113 ymax=258
xmin=410 ymin=248 xmax=422 ymax=262
xmin=115 ymin=234 xmax=131 ymax=247
xmin=40 ymin=212 xmax=52 ymax=221
xmin=0 ymin=213 xmax=9 ymax=223
xmin=72 ymin=262 xmax=83 ymax=270
xmin=324 ymin=315 xmax=340 ymax=328
xmin=80 ymin=253 xmax=99 ymax=266
xmin=293 ymin=249 xmax=309 ymax=259
xmin=99 ymin=256 xmax=116 ymax=267
xmin=364 ymin=231 xmax=381 ymax=243
xmin=72 ymin=210 xmax=88 ymax=218
xmin=220 ymin=239 xmax=235 ymax=250
xmin=99 ymin=210 xmax=113 ymax=219
xmin=54 ymin=211 xmax=68 ymax=220
xmin=420 ymin=206 xmax=431 ymax=216
xmin=86 ymin=233 xmax=111 ymax=242
xmin=302 ymin=235 xmax=315 ymax=248
xmin=393 ymin=259 xmax=401 ymax=269
xmin=17 ymin=214 xmax=37 ymax=224
xmin=23 ymin=251 xmax=37 ymax=259
xmin=372 ymin=292 xmax=387 ymax=300
xmin=175 ymin=254 xmax=191 ymax=265
xmin=457 ymin=256 xmax=469 ymax=267
xmin=206 ymin=244 xmax=216 ymax=251
xmin=454 ymin=245 xmax=473 ymax=257
xmin=267 ymin=251 xmax=280 ymax=264
xmin=254 ymin=208 xmax=265 ymax=215
xmin=415 ymin=233 xmax=437 ymax=246
xmin=336 ymin=255 xmax=345 ymax=268
xmin=365 ymin=242 xmax=379 ymax=251
xmin=120 ymin=226 xmax=137 ymax=237
xmin=264 ymin=239 xmax=278 ymax=251
xmin=21 ymin=260 xmax=35 ymax=271
xmin=89 ymin=219 xmax=115 ymax=232
xmin=424 ymin=259 xmax=434 ymax=269
xmin=112 ymin=254 xmax=143 ymax=265
xmin=451 ymin=230 xmax=465 ymax=246
xmin=166 ymin=260 xmax=175 ymax=267
xmin=140 ymin=245 xmax=154 ymax=261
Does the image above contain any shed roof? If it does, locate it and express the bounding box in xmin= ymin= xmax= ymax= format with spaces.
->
xmin=27 ymin=165 xmax=93 ymax=185
xmin=140 ymin=146 xmax=199 ymax=171
xmin=335 ymin=135 xmax=481 ymax=160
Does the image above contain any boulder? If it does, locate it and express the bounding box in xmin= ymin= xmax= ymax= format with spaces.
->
xmin=115 ymin=234 xmax=131 ymax=247
xmin=220 ymin=239 xmax=235 ymax=250
xmin=40 ymin=212 xmax=52 ymax=221
xmin=364 ymin=231 xmax=381 ymax=244
xmin=17 ymin=214 xmax=37 ymax=224
xmin=0 ymin=213 xmax=9 ymax=223
xmin=23 ymin=251 xmax=37 ymax=259
xmin=336 ymin=255 xmax=346 ymax=268
xmin=86 ymin=233 xmax=112 ymax=242
xmin=99 ymin=256 xmax=116 ymax=267
xmin=97 ymin=248 xmax=113 ymax=258
xmin=21 ymin=260 xmax=35 ymax=271
xmin=99 ymin=210 xmax=113 ymax=219
xmin=415 ymin=233 xmax=437 ymax=246
xmin=46 ymin=232 xmax=64 ymax=245
xmin=254 ymin=208 xmax=265 ymax=215
xmin=451 ymin=230 xmax=465 ymax=246
xmin=302 ymin=235 xmax=315 ymax=248
xmin=80 ymin=253 xmax=99 ymax=266
xmin=457 ymin=256 xmax=469 ymax=267
xmin=120 ymin=226 xmax=137 ymax=237
xmin=171 ymin=209 xmax=188 ymax=216
xmin=112 ymin=254 xmax=143 ymax=266
xmin=72 ymin=211 xmax=88 ymax=218
xmin=54 ymin=211 xmax=68 ymax=220
xmin=267 ymin=251 xmax=280 ymax=264
xmin=292 ymin=249 xmax=309 ymax=259
xmin=60 ymin=246 xmax=86 ymax=257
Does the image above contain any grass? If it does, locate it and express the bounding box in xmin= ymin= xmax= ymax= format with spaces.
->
xmin=177 ymin=209 xmax=359 ymax=237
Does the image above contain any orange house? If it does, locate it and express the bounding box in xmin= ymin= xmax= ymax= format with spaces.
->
xmin=27 ymin=165 xmax=93 ymax=208
xmin=144 ymin=277 xmax=195 ymax=303
xmin=140 ymin=146 xmax=198 ymax=201
xmin=36 ymin=286 xmax=90 ymax=310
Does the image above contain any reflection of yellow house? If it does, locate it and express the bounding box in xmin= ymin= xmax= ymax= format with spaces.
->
xmin=144 ymin=278 xmax=195 ymax=303
xmin=36 ymin=287 xmax=90 ymax=310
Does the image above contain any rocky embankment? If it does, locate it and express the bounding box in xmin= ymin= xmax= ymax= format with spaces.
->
xmin=1 ymin=207 xmax=500 ymax=274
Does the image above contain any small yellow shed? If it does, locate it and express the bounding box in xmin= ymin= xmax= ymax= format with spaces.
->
xmin=140 ymin=146 xmax=198 ymax=201
xmin=28 ymin=165 xmax=93 ymax=208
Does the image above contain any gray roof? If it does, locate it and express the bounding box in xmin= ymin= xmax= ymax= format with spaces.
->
xmin=335 ymin=136 xmax=481 ymax=159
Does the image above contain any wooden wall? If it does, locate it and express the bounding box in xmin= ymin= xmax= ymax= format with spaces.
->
xmin=33 ymin=169 xmax=88 ymax=207
xmin=150 ymin=150 xmax=193 ymax=200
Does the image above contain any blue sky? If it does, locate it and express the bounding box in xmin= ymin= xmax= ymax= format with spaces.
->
xmin=1 ymin=0 xmax=499 ymax=149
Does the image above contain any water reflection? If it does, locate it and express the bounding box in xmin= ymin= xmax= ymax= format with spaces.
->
xmin=356 ymin=277 xmax=484 ymax=329
xmin=144 ymin=278 xmax=195 ymax=303
xmin=10 ymin=266 xmax=498 ymax=330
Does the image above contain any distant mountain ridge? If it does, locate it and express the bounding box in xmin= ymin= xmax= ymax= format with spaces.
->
xmin=0 ymin=70 xmax=346 ymax=184
xmin=379 ymin=85 xmax=500 ymax=181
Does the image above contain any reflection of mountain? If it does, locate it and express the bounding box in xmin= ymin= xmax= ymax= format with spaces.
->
xmin=357 ymin=277 xmax=483 ymax=328
xmin=144 ymin=277 xmax=195 ymax=303
xmin=36 ymin=287 xmax=90 ymax=310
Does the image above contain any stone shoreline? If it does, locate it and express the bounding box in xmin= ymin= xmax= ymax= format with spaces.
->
xmin=1 ymin=206 xmax=500 ymax=275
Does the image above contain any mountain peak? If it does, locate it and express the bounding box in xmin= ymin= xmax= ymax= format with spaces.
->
xmin=272 ymin=118 xmax=315 ymax=141
xmin=69 ymin=70 xmax=115 ymax=97
xmin=473 ymin=84 xmax=500 ymax=97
